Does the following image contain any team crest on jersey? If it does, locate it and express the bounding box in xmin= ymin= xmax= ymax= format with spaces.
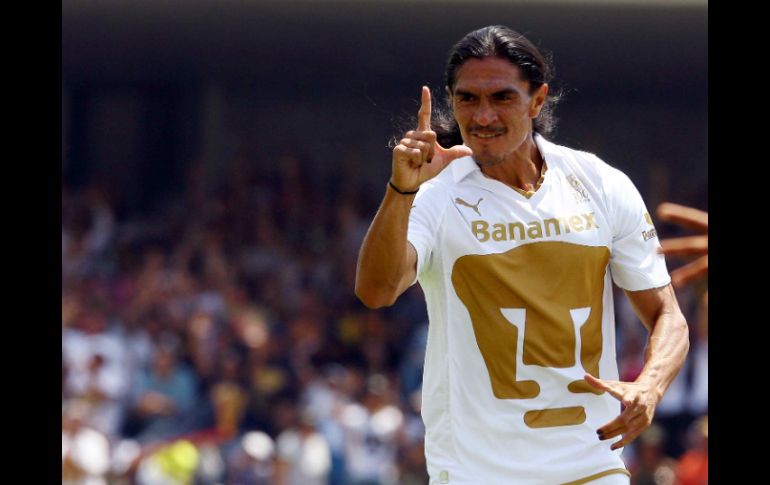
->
xmin=642 ymin=212 xmax=658 ymax=241
xmin=566 ymin=174 xmax=590 ymax=204
xmin=642 ymin=228 xmax=658 ymax=241
xmin=455 ymin=197 xmax=484 ymax=216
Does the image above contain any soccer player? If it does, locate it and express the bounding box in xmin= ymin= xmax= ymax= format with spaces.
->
xmin=355 ymin=25 xmax=689 ymax=484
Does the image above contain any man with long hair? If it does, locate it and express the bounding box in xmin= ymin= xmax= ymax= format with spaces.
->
xmin=356 ymin=25 xmax=689 ymax=484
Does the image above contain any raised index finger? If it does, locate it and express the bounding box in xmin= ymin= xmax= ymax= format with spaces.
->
xmin=417 ymin=86 xmax=432 ymax=132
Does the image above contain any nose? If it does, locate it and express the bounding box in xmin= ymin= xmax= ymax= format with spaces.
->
xmin=473 ymin=99 xmax=497 ymax=126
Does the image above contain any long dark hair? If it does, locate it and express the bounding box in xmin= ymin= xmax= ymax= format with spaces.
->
xmin=399 ymin=25 xmax=562 ymax=148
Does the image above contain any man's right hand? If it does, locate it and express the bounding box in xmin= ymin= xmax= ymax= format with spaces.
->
xmin=390 ymin=86 xmax=473 ymax=193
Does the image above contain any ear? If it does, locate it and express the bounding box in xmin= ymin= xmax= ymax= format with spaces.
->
xmin=529 ymin=83 xmax=549 ymax=118
xmin=445 ymin=85 xmax=454 ymax=109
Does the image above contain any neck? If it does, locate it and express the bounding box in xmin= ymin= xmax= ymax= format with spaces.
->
xmin=479 ymin=133 xmax=544 ymax=191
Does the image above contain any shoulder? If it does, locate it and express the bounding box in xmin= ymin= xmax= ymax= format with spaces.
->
xmin=540 ymin=137 xmax=634 ymax=192
xmin=546 ymin=139 xmax=623 ymax=179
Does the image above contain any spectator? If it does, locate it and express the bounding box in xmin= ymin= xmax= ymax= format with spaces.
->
xmin=339 ymin=374 xmax=403 ymax=485
xmin=62 ymin=303 xmax=129 ymax=439
xmin=124 ymin=337 xmax=200 ymax=443
xmin=274 ymin=406 xmax=332 ymax=485
xmin=676 ymin=416 xmax=708 ymax=485
xmin=627 ymin=425 xmax=678 ymax=485
xmin=225 ymin=431 xmax=276 ymax=484
xmin=62 ymin=399 xmax=112 ymax=485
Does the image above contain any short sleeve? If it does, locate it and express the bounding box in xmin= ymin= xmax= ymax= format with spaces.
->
xmin=604 ymin=167 xmax=671 ymax=291
xmin=406 ymin=181 xmax=449 ymax=286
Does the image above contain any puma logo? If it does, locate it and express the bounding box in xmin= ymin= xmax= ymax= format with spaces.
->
xmin=455 ymin=197 xmax=484 ymax=216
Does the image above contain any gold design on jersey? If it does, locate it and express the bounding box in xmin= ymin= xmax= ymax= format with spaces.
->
xmin=644 ymin=212 xmax=653 ymax=226
xmin=568 ymin=380 xmax=602 ymax=395
xmin=451 ymin=242 xmax=610 ymax=426
xmin=523 ymin=406 xmax=586 ymax=428
xmin=471 ymin=212 xmax=598 ymax=243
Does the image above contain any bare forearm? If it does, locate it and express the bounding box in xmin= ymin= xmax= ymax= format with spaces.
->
xmin=637 ymin=304 xmax=690 ymax=400
xmin=355 ymin=185 xmax=416 ymax=308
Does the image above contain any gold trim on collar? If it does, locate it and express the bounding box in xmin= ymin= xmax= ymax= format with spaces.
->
xmin=510 ymin=161 xmax=548 ymax=199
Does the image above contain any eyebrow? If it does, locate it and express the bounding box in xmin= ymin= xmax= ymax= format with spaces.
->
xmin=453 ymin=90 xmax=475 ymax=98
xmin=491 ymin=89 xmax=519 ymax=97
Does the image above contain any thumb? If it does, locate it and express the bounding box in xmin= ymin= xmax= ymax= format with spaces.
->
xmin=435 ymin=143 xmax=473 ymax=161
xmin=446 ymin=144 xmax=473 ymax=158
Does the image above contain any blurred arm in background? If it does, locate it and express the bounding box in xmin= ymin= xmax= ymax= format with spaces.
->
xmin=656 ymin=203 xmax=708 ymax=301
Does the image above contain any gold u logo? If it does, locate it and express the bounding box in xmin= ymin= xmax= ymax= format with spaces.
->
xmin=451 ymin=242 xmax=610 ymax=427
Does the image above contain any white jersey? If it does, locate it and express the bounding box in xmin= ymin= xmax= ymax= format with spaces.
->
xmin=407 ymin=134 xmax=669 ymax=485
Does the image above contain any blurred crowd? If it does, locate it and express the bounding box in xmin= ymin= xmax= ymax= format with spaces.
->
xmin=62 ymin=151 xmax=707 ymax=485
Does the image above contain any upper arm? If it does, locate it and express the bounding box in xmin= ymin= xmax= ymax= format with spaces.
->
xmin=403 ymin=181 xmax=448 ymax=295
xmin=599 ymin=163 xmax=671 ymax=291
xmin=623 ymin=284 xmax=683 ymax=332
xmin=395 ymin=241 xmax=419 ymax=297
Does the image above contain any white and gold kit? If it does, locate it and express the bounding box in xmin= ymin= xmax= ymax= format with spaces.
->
xmin=407 ymin=134 xmax=670 ymax=485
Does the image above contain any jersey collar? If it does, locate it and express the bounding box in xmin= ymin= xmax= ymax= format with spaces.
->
xmin=533 ymin=133 xmax=562 ymax=162
xmin=451 ymin=155 xmax=479 ymax=183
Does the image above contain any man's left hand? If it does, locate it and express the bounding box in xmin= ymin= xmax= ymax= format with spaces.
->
xmin=584 ymin=373 xmax=660 ymax=450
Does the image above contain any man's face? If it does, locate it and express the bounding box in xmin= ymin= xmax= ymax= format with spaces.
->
xmin=450 ymin=56 xmax=548 ymax=166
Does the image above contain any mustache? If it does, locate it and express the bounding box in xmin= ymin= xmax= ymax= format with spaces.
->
xmin=469 ymin=126 xmax=506 ymax=135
